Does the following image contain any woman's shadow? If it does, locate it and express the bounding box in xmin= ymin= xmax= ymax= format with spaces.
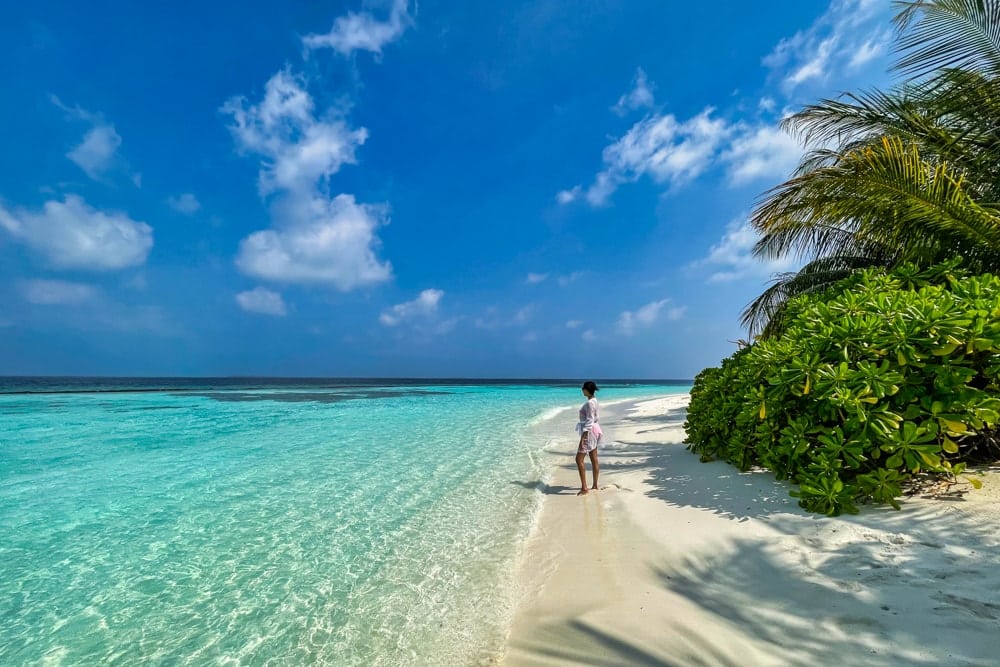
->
xmin=510 ymin=480 xmax=577 ymax=495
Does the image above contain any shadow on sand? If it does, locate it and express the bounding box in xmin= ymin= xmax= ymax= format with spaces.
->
xmin=509 ymin=480 xmax=577 ymax=495
xmin=507 ymin=401 xmax=1000 ymax=666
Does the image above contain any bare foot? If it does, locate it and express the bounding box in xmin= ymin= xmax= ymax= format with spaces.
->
xmin=590 ymin=485 xmax=599 ymax=490
xmin=576 ymin=488 xmax=589 ymax=496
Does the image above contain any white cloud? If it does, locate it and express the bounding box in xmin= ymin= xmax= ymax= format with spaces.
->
xmin=582 ymin=329 xmax=598 ymax=342
xmin=224 ymin=70 xmax=391 ymax=290
xmin=557 ymin=271 xmax=585 ymax=286
xmin=556 ymin=187 xmax=581 ymax=204
xmin=20 ymin=279 xmax=97 ymax=305
xmin=721 ymin=124 xmax=804 ymax=185
xmin=123 ymin=273 xmax=147 ymax=291
xmin=848 ymin=32 xmax=889 ymax=70
xmin=567 ymin=110 xmax=807 ymax=200
xmin=566 ymin=319 xmax=582 ymax=329
xmin=236 ymin=194 xmax=392 ymax=289
xmin=475 ymin=305 xmax=533 ymax=330
xmin=617 ymin=298 xmax=683 ymax=335
xmin=526 ymin=272 xmax=549 ymax=284
xmin=303 ymin=0 xmax=411 ymax=56
xmin=0 ymin=195 xmax=153 ymax=271
xmin=168 ymin=193 xmax=201 ymax=214
xmin=222 ymin=70 xmax=368 ymax=195
xmin=564 ymin=108 xmax=730 ymax=206
xmin=428 ymin=317 xmax=461 ymax=335
xmin=380 ymin=288 xmax=443 ymax=326
xmin=559 ymin=2 xmax=893 ymax=204
xmin=67 ymin=125 xmax=122 ymax=180
xmin=50 ymin=96 xmax=131 ymax=182
xmin=236 ymin=287 xmax=287 ymax=316
xmin=763 ymin=0 xmax=892 ymax=94
xmin=522 ymin=331 xmax=538 ymax=343
xmin=786 ymin=36 xmax=837 ymax=88
xmin=474 ymin=306 xmax=500 ymax=329
xmin=607 ymin=109 xmax=728 ymax=185
xmin=694 ymin=218 xmax=799 ymax=283
xmin=611 ymin=67 xmax=655 ymax=116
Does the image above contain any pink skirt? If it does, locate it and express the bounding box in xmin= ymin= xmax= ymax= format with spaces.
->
xmin=578 ymin=423 xmax=603 ymax=453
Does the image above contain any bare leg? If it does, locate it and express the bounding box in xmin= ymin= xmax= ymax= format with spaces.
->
xmin=589 ymin=449 xmax=600 ymax=489
xmin=576 ymin=452 xmax=589 ymax=495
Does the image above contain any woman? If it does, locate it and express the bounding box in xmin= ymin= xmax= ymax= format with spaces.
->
xmin=575 ymin=381 xmax=603 ymax=495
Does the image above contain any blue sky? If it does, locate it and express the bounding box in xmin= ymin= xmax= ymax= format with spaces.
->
xmin=0 ymin=0 xmax=897 ymax=378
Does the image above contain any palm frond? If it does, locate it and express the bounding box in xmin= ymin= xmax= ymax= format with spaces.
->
xmin=739 ymin=2 xmax=1000 ymax=338
xmin=752 ymin=137 xmax=1000 ymax=272
xmin=740 ymin=256 xmax=884 ymax=338
xmin=783 ymin=90 xmax=926 ymax=148
xmin=752 ymin=222 xmax=897 ymax=266
xmin=893 ymin=0 xmax=1000 ymax=78
xmin=793 ymin=148 xmax=844 ymax=176
xmin=786 ymin=74 xmax=1000 ymax=166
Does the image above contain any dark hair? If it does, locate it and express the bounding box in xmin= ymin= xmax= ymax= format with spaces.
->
xmin=582 ymin=381 xmax=599 ymax=394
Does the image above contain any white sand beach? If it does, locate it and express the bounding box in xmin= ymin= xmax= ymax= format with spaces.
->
xmin=504 ymin=395 xmax=1000 ymax=666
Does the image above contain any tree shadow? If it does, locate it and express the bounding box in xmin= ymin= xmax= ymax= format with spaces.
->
xmin=613 ymin=405 xmax=689 ymax=426
xmin=511 ymin=456 xmax=1000 ymax=665
xmin=510 ymin=399 xmax=1000 ymax=665
xmin=505 ymin=617 xmax=729 ymax=666
xmin=608 ymin=440 xmax=801 ymax=521
xmin=611 ymin=404 xmax=998 ymax=665
xmin=598 ymin=399 xmax=802 ymax=520
xmin=651 ymin=499 xmax=1000 ymax=666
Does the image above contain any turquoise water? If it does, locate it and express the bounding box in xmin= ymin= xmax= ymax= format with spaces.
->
xmin=0 ymin=381 xmax=689 ymax=666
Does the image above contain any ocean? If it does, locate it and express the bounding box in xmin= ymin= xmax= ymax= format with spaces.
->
xmin=0 ymin=378 xmax=690 ymax=666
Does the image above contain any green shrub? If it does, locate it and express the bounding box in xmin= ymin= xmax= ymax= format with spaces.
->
xmin=685 ymin=261 xmax=1000 ymax=515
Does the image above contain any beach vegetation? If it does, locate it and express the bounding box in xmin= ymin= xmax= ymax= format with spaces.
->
xmin=685 ymin=262 xmax=1000 ymax=515
xmin=743 ymin=0 xmax=1000 ymax=337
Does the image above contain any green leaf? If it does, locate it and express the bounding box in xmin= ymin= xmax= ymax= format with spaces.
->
xmin=918 ymin=450 xmax=942 ymax=469
xmin=940 ymin=418 xmax=968 ymax=434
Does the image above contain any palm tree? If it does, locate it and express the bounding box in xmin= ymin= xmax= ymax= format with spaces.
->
xmin=743 ymin=0 xmax=1000 ymax=336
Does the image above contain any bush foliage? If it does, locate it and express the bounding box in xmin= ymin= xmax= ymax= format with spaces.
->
xmin=684 ymin=262 xmax=1000 ymax=515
